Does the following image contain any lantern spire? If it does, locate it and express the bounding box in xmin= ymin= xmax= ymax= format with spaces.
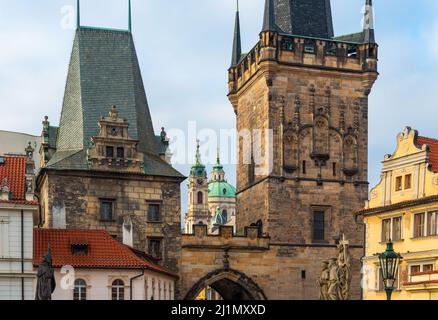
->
xmin=363 ymin=0 xmax=375 ymax=43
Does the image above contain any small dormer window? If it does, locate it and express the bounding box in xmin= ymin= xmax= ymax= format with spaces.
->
xmin=117 ymin=147 xmax=124 ymax=159
xmin=223 ymin=188 xmax=227 ymax=195
xmin=106 ymin=146 xmax=114 ymax=158
xmin=0 ymin=157 xmax=5 ymax=165
xmin=71 ymin=244 xmax=89 ymax=256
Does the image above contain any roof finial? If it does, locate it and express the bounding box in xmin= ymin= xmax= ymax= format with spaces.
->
xmin=230 ymin=0 xmax=242 ymax=67
xmin=195 ymin=139 xmax=202 ymax=165
xmin=363 ymin=0 xmax=375 ymax=43
xmin=77 ymin=0 xmax=81 ymax=29
xmin=128 ymin=0 xmax=132 ymax=32
xmin=216 ymin=148 xmax=221 ymax=165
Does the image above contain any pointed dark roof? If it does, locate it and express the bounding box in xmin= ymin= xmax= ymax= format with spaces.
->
xmin=231 ymin=10 xmax=242 ymax=67
xmin=262 ymin=0 xmax=334 ymax=39
xmin=57 ymin=27 xmax=156 ymax=153
xmin=47 ymin=27 xmax=183 ymax=179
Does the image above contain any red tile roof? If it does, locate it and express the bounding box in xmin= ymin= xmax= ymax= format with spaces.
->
xmin=33 ymin=229 xmax=178 ymax=278
xmin=0 ymin=155 xmax=25 ymax=200
xmin=417 ymin=136 xmax=438 ymax=173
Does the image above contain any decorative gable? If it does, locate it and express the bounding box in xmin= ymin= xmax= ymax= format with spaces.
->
xmin=87 ymin=105 xmax=144 ymax=173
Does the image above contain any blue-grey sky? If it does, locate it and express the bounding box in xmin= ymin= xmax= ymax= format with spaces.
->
xmin=1 ymin=0 xmax=438 ymax=217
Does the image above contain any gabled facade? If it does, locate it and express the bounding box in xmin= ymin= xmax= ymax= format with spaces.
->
xmin=358 ymin=128 xmax=438 ymax=300
xmin=0 ymin=149 xmax=38 ymax=300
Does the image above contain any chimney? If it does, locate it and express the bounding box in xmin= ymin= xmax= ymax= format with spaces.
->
xmin=0 ymin=178 xmax=10 ymax=201
xmin=123 ymin=216 xmax=134 ymax=247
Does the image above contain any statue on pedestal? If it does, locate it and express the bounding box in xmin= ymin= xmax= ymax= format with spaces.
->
xmin=35 ymin=246 xmax=56 ymax=300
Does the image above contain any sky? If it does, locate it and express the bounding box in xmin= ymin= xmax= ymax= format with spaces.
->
xmin=1 ymin=0 xmax=438 ymax=217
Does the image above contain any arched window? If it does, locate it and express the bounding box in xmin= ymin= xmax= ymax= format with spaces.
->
xmin=222 ymin=210 xmax=228 ymax=223
xmin=111 ymin=279 xmax=125 ymax=300
xmin=197 ymin=191 xmax=203 ymax=204
xmin=73 ymin=279 xmax=87 ymax=300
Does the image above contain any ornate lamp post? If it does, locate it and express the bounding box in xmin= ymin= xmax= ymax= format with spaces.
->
xmin=378 ymin=241 xmax=402 ymax=301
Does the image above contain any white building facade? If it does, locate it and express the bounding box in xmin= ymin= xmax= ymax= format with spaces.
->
xmin=0 ymin=152 xmax=38 ymax=300
xmin=33 ymin=228 xmax=177 ymax=301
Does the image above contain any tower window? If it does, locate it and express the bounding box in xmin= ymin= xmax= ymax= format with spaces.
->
xmin=197 ymin=192 xmax=204 ymax=204
xmin=302 ymin=161 xmax=307 ymax=175
xmin=333 ymin=163 xmax=337 ymax=177
xmin=106 ymin=146 xmax=114 ymax=158
xmin=248 ymin=156 xmax=255 ymax=185
xmin=148 ymin=204 xmax=161 ymax=222
xmin=100 ymin=199 xmax=115 ymax=221
xmin=117 ymin=147 xmax=124 ymax=159
xmin=148 ymin=238 xmax=162 ymax=259
xmin=313 ymin=211 xmax=325 ymax=241
xmin=222 ymin=210 xmax=228 ymax=223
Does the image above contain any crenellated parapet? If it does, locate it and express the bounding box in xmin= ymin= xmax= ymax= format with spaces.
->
xmin=228 ymin=34 xmax=378 ymax=96
xmin=182 ymin=224 xmax=270 ymax=250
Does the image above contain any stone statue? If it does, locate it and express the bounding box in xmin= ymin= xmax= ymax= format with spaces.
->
xmin=327 ymin=258 xmax=339 ymax=300
xmin=336 ymin=234 xmax=351 ymax=300
xmin=316 ymin=261 xmax=330 ymax=300
xmin=35 ymin=246 xmax=56 ymax=300
xmin=317 ymin=234 xmax=352 ymax=300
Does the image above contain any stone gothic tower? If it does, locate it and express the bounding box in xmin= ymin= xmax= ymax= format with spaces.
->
xmin=185 ymin=142 xmax=210 ymax=234
xmin=227 ymin=0 xmax=378 ymax=298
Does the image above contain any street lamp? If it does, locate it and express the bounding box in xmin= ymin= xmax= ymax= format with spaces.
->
xmin=378 ymin=241 xmax=402 ymax=301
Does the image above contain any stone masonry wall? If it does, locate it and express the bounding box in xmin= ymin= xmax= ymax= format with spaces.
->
xmin=39 ymin=171 xmax=182 ymax=295
xmin=181 ymin=227 xmax=363 ymax=300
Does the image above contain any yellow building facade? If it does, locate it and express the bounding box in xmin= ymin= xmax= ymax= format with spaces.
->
xmin=358 ymin=127 xmax=438 ymax=300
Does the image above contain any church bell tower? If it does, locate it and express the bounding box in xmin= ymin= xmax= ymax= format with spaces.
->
xmin=185 ymin=141 xmax=210 ymax=233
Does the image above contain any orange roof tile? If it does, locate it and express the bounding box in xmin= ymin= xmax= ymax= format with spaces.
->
xmin=33 ymin=229 xmax=178 ymax=278
xmin=0 ymin=155 xmax=26 ymax=200
xmin=417 ymin=136 xmax=438 ymax=173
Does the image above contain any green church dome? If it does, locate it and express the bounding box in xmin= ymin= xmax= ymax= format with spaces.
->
xmin=208 ymin=181 xmax=236 ymax=198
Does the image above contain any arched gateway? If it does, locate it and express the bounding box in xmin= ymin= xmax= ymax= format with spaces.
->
xmin=184 ymin=268 xmax=267 ymax=300
xmin=180 ymin=224 xmax=364 ymax=300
